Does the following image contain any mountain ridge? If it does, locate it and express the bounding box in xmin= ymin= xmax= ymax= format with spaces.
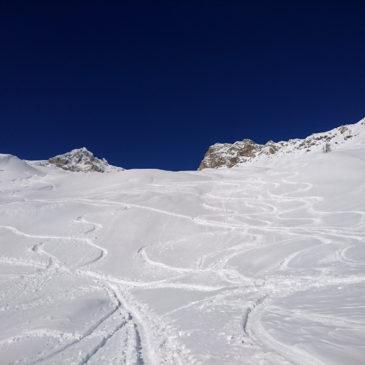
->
xmin=199 ymin=117 xmax=365 ymax=170
xmin=42 ymin=147 xmax=122 ymax=173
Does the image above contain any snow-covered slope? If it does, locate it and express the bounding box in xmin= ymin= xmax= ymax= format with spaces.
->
xmin=0 ymin=153 xmax=44 ymax=178
xmin=199 ymin=117 xmax=365 ymax=169
xmin=0 ymin=120 xmax=365 ymax=364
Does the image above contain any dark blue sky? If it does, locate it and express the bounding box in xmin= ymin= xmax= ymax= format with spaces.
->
xmin=1 ymin=1 xmax=364 ymax=170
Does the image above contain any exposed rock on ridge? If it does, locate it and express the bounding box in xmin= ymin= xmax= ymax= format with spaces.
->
xmin=199 ymin=118 xmax=365 ymax=170
xmin=48 ymin=147 xmax=115 ymax=172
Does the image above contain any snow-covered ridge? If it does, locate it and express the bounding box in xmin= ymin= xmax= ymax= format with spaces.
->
xmin=47 ymin=147 xmax=121 ymax=173
xmin=199 ymin=117 xmax=365 ymax=169
xmin=0 ymin=153 xmax=44 ymax=177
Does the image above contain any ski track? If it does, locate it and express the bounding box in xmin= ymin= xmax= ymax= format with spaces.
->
xmin=0 ymin=164 xmax=364 ymax=364
xmin=0 ymin=219 xmax=193 ymax=364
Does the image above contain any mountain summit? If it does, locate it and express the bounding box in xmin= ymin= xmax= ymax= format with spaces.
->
xmin=199 ymin=117 xmax=365 ymax=169
xmin=48 ymin=147 xmax=117 ymax=172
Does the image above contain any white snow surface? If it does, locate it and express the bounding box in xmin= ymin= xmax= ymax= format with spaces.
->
xmin=0 ymin=154 xmax=44 ymax=179
xmin=1 ymin=122 xmax=365 ymax=364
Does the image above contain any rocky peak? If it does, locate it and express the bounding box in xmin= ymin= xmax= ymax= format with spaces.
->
xmin=199 ymin=117 xmax=365 ymax=170
xmin=48 ymin=147 xmax=112 ymax=172
xmin=198 ymin=139 xmax=261 ymax=170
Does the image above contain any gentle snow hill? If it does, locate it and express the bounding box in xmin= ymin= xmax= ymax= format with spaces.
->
xmin=199 ymin=116 xmax=365 ymax=169
xmin=0 ymin=118 xmax=365 ymax=365
xmin=0 ymin=153 xmax=44 ymax=178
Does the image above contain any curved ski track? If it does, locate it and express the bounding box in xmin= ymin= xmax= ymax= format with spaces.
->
xmin=0 ymin=165 xmax=364 ymax=364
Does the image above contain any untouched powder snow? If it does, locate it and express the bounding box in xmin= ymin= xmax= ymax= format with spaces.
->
xmin=0 ymin=120 xmax=365 ymax=364
xmin=0 ymin=154 xmax=44 ymax=178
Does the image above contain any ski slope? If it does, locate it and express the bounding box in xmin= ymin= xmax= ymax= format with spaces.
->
xmin=0 ymin=144 xmax=365 ymax=364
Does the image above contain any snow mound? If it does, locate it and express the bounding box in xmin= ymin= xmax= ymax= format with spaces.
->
xmin=48 ymin=147 xmax=121 ymax=173
xmin=199 ymin=116 xmax=365 ymax=169
xmin=0 ymin=154 xmax=43 ymax=178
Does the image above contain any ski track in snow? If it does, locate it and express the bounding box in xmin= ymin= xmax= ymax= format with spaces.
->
xmin=0 ymin=221 xmax=191 ymax=364
xmin=0 ymin=153 xmax=365 ymax=364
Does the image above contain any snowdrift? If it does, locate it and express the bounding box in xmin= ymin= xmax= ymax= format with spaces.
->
xmin=0 ymin=153 xmax=44 ymax=178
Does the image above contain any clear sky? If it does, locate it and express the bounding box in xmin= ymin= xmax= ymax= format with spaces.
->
xmin=0 ymin=1 xmax=364 ymax=170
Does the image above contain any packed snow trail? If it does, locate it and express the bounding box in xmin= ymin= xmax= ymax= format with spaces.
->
xmin=0 ymin=147 xmax=365 ymax=364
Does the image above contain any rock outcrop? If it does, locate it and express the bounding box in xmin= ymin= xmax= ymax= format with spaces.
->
xmin=199 ymin=117 xmax=365 ymax=170
xmin=48 ymin=147 xmax=115 ymax=172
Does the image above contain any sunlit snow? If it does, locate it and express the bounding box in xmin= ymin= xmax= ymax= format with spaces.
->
xmin=0 ymin=120 xmax=365 ymax=364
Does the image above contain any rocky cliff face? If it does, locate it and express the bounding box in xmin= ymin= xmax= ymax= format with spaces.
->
xmin=48 ymin=147 xmax=118 ymax=172
xmin=199 ymin=118 xmax=365 ymax=170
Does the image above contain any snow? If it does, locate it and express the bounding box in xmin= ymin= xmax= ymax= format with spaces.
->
xmin=200 ymin=117 xmax=365 ymax=168
xmin=0 ymin=154 xmax=44 ymax=178
xmin=45 ymin=147 xmax=121 ymax=173
xmin=0 ymin=122 xmax=365 ymax=364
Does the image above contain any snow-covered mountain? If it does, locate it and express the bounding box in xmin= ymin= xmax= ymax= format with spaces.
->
xmin=45 ymin=147 xmax=121 ymax=172
xmin=1 ymin=117 xmax=365 ymax=364
xmin=199 ymin=117 xmax=365 ymax=169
